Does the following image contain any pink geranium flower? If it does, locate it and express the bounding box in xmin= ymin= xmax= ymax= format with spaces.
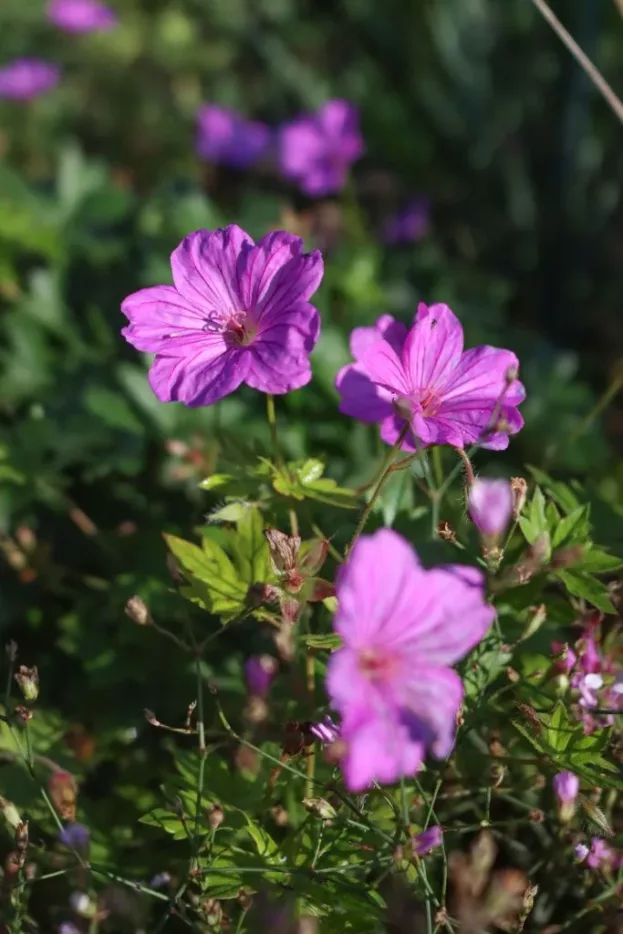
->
xmin=336 ymin=304 xmax=525 ymax=451
xmin=196 ymin=104 xmax=271 ymax=170
xmin=47 ymin=0 xmax=117 ymax=33
xmin=0 ymin=59 xmax=60 ymax=100
xmin=121 ymin=226 xmax=323 ymax=406
xmin=278 ymin=99 xmax=364 ymax=196
xmin=327 ymin=529 xmax=494 ymax=791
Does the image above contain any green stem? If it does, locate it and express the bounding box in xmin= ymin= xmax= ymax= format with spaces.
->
xmin=347 ymin=426 xmax=408 ymax=555
xmin=192 ymin=652 xmax=207 ymax=869
xmin=266 ymin=394 xmax=283 ymax=469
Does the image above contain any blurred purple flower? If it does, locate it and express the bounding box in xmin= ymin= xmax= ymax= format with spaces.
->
xmin=336 ymin=303 xmax=525 ymax=452
xmin=552 ymin=771 xmax=579 ymax=821
xmin=47 ymin=0 xmax=117 ymax=32
xmin=574 ymin=672 xmax=603 ymax=709
xmin=585 ymin=838 xmax=614 ymax=869
xmin=468 ymin=478 xmax=513 ymax=538
xmin=149 ymin=871 xmax=171 ymax=889
xmin=279 ymin=99 xmax=364 ymax=196
xmin=551 ymin=641 xmax=577 ymax=674
xmin=58 ymin=924 xmax=81 ymax=934
xmin=383 ymin=198 xmax=430 ymax=245
xmin=196 ymin=104 xmax=271 ymax=170
xmin=574 ymin=843 xmax=589 ymax=862
xmin=411 ymin=825 xmax=443 ymax=856
xmin=59 ymin=822 xmax=90 ymax=850
xmin=121 ymin=225 xmax=323 ymax=406
xmin=244 ymin=655 xmax=277 ymax=697
xmin=326 ymin=529 xmax=494 ymax=791
xmin=310 ymin=715 xmax=340 ymax=745
xmin=0 ymin=59 xmax=60 ymax=101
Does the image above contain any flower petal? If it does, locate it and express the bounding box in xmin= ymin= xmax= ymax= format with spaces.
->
xmin=242 ymin=231 xmax=323 ymax=324
xmin=148 ymin=345 xmax=249 ymax=407
xmin=402 ymin=303 xmax=464 ymax=392
xmin=336 ymin=365 xmax=394 ymax=423
xmin=350 ymin=314 xmax=408 ymax=361
xmin=340 ymin=707 xmax=425 ymax=792
xmin=397 ymin=667 xmax=463 ymax=758
xmin=441 ymin=346 xmax=524 ymax=405
xmin=170 ymin=226 xmax=253 ymax=314
xmin=121 ymin=285 xmax=214 ymax=355
xmin=360 ymin=340 xmax=410 ymax=396
xmin=334 ymin=529 xmax=423 ymax=649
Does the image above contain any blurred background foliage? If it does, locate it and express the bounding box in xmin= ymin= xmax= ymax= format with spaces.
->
xmin=1 ymin=0 xmax=623 ymax=927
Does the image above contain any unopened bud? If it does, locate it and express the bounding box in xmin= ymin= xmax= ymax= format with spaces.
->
xmin=271 ymin=805 xmax=289 ymax=826
xmin=14 ymin=705 xmax=33 ymax=724
xmin=15 ymin=821 xmax=28 ymax=852
xmin=303 ymin=797 xmax=337 ymax=822
xmin=207 ymin=804 xmax=224 ymax=830
xmin=511 ymin=477 xmax=527 ymax=519
xmin=244 ymin=655 xmax=277 ymax=698
xmin=124 ymin=596 xmax=152 ymax=626
xmin=14 ymin=666 xmax=38 ymax=702
xmin=243 ymin=695 xmax=269 ymax=724
xmin=0 ymin=798 xmax=21 ymax=830
xmin=529 ymin=808 xmax=544 ymax=823
xmin=238 ymin=890 xmax=253 ymax=911
xmin=264 ymin=529 xmax=300 ymax=574
xmin=490 ymin=763 xmax=506 ymax=788
xmin=521 ymin=603 xmax=547 ymax=641
xmin=48 ymin=771 xmax=77 ymax=822
xmin=553 ymin=771 xmax=579 ymax=823
xmin=203 ymin=898 xmax=222 ymax=927
xmin=280 ymin=594 xmax=302 ymax=625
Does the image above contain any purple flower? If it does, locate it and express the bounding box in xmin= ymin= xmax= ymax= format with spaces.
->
xmin=310 ymin=715 xmax=340 ymax=745
xmin=411 ymin=825 xmax=443 ymax=857
xmin=336 ymin=303 xmax=525 ymax=452
xmin=574 ymin=843 xmax=589 ymax=862
xmin=121 ymin=226 xmax=323 ymax=406
xmin=383 ymin=198 xmax=430 ymax=245
xmin=551 ymin=641 xmax=577 ymax=674
xmin=279 ymin=99 xmax=364 ymax=196
xmin=47 ymin=0 xmax=117 ymax=32
xmin=552 ymin=771 xmax=579 ymax=821
xmin=196 ymin=105 xmax=271 ymax=170
xmin=468 ymin=478 xmax=513 ymax=538
xmin=149 ymin=871 xmax=172 ymax=889
xmin=575 ymin=672 xmax=603 ymax=709
xmin=326 ymin=529 xmax=494 ymax=791
xmin=0 ymin=59 xmax=60 ymax=101
xmin=586 ymin=838 xmax=614 ymax=870
xmin=58 ymin=925 xmax=81 ymax=934
xmin=244 ymin=655 xmax=277 ymax=697
xmin=59 ymin=822 xmax=90 ymax=850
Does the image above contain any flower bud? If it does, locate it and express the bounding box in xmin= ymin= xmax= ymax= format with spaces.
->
xmin=244 ymin=655 xmax=277 ymax=698
xmin=302 ymin=797 xmax=337 ymax=822
xmin=410 ymin=825 xmax=443 ymax=857
xmin=48 ymin=771 xmax=77 ymax=822
xmin=264 ymin=529 xmax=300 ymax=574
xmin=0 ymin=797 xmax=21 ymax=830
xmin=552 ymin=771 xmax=579 ymax=822
xmin=468 ymin=478 xmax=513 ymax=539
xmin=207 ymin=804 xmax=225 ymax=830
xmin=14 ymin=666 xmax=38 ymax=702
xmin=124 ymin=595 xmax=152 ymax=626
xmin=309 ymin=716 xmax=339 ymax=745
xmin=510 ymin=477 xmax=527 ymax=519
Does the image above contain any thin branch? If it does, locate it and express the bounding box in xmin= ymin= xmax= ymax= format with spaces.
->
xmin=530 ymin=0 xmax=623 ymax=123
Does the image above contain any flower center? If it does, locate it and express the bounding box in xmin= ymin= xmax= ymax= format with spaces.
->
xmin=202 ymin=310 xmax=257 ymax=347
xmin=393 ymin=389 xmax=442 ymax=421
xmin=357 ymin=649 xmax=397 ymax=682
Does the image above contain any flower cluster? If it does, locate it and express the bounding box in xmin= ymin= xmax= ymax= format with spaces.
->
xmin=120 ymin=222 xmax=527 ymax=792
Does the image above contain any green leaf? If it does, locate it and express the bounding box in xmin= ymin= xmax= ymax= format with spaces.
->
xmin=529 ymin=487 xmax=547 ymax=534
xmin=164 ymin=533 xmax=246 ymax=618
xmin=231 ymin=506 xmax=271 ymax=584
xmin=302 ymin=634 xmax=343 ymax=651
xmin=551 ymin=506 xmax=590 ymax=550
xmin=243 ymin=814 xmax=281 ymax=861
xmin=139 ymin=807 xmax=187 ymax=840
xmin=555 ymin=569 xmax=615 ymax=613
xmin=544 ymin=701 xmax=574 ymax=752
xmin=463 ymin=637 xmax=513 ymax=699
xmin=272 ymin=460 xmax=357 ymax=509
xmin=574 ymin=549 xmax=623 ymax=573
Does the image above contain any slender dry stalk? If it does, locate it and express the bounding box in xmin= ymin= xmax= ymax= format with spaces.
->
xmin=530 ymin=0 xmax=623 ymax=123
